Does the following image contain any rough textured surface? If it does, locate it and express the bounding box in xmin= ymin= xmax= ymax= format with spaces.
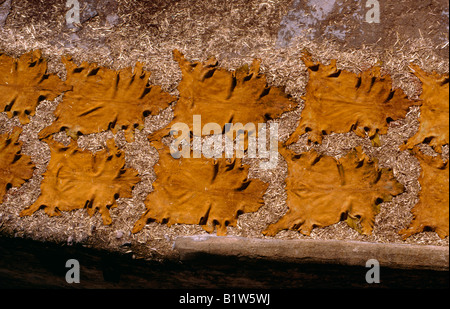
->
xmin=150 ymin=49 xmax=296 ymax=141
xmin=263 ymin=146 xmax=404 ymax=236
xmin=0 ymin=50 xmax=71 ymax=124
xmin=0 ymin=0 xmax=11 ymax=28
xmin=400 ymin=148 xmax=449 ymax=239
xmin=39 ymin=55 xmax=175 ymax=142
xmin=19 ymin=138 xmax=141 ymax=225
xmin=0 ymin=0 xmax=448 ymax=263
xmin=285 ymin=51 xmax=420 ymax=145
xmin=401 ymin=65 xmax=449 ymax=154
xmin=277 ymin=0 xmax=449 ymax=59
xmin=0 ymin=127 xmax=35 ymax=202
xmin=133 ymin=142 xmax=269 ymax=236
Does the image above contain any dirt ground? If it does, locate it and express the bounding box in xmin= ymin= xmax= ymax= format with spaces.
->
xmin=0 ymin=0 xmax=448 ymax=261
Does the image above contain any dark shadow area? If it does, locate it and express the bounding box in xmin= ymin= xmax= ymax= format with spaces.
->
xmin=0 ymin=236 xmax=448 ymax=289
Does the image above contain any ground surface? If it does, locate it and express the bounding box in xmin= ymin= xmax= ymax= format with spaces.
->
xmin=0 ymin=0 xmax=448 ymax=267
